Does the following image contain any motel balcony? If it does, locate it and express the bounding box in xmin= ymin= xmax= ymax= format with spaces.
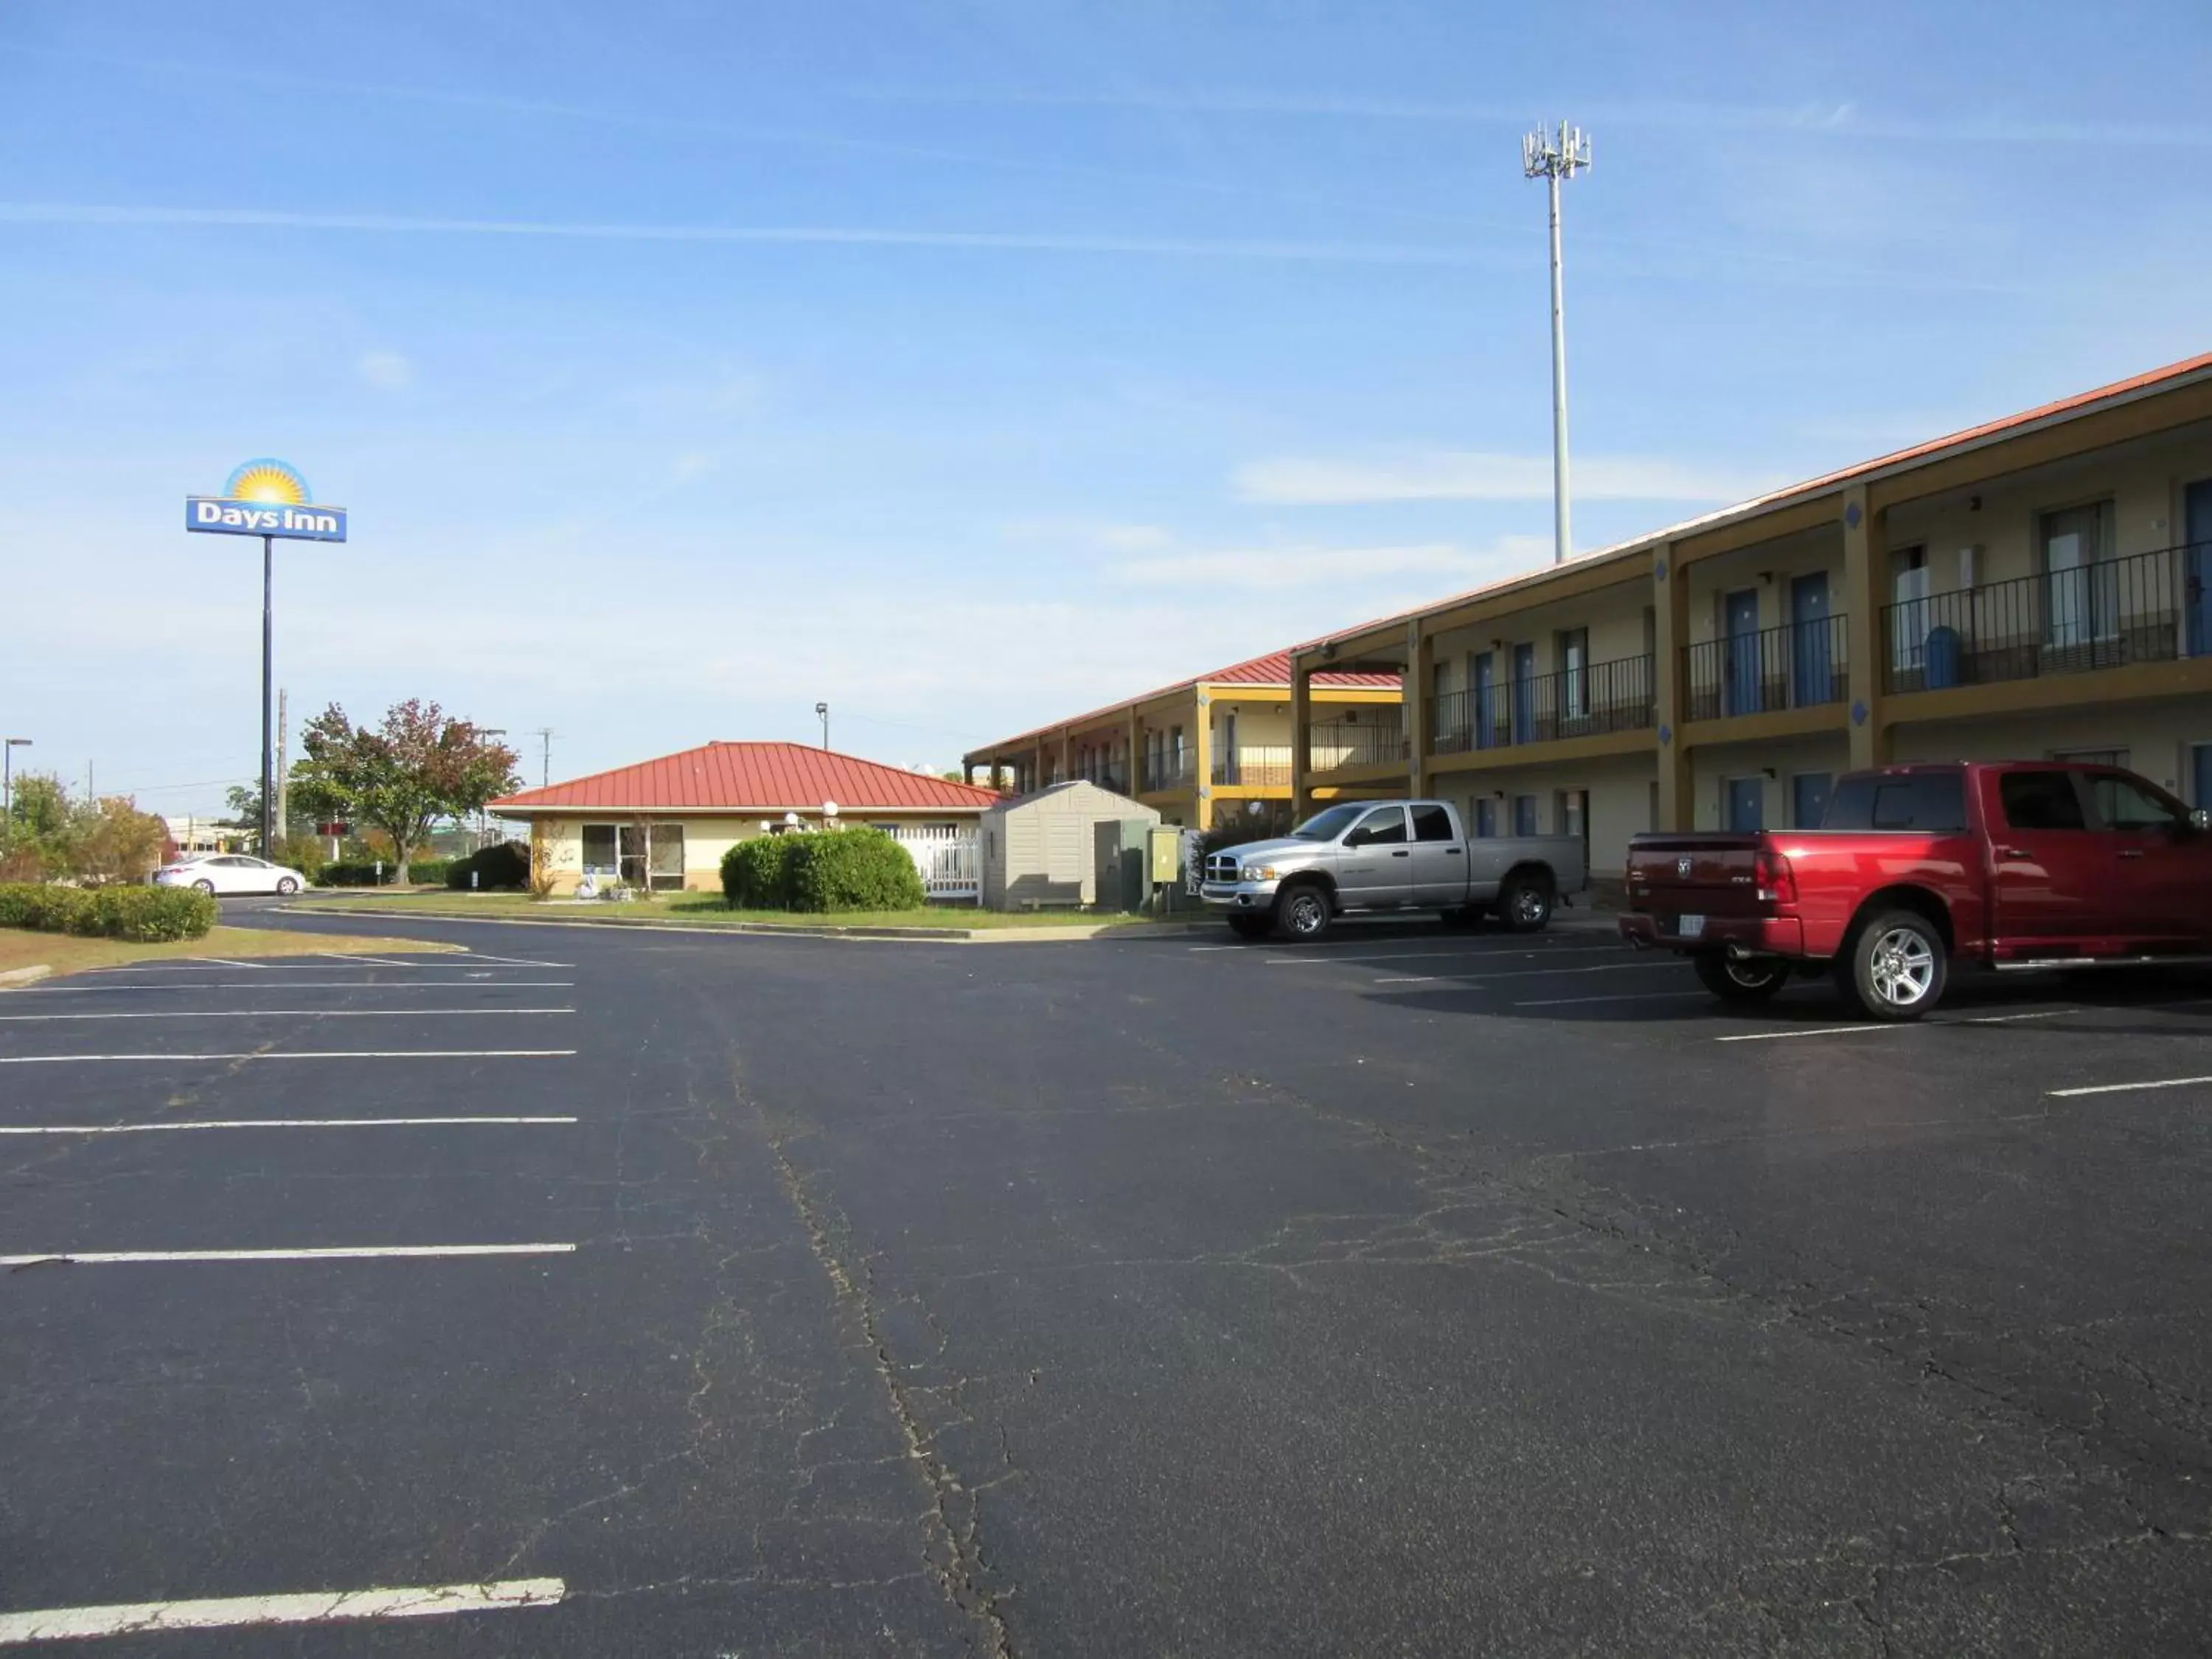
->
xmin=1882 ymin=541 xmax=2211 ymax=695
xmin=1430 ymin=653 xmax=1656 ymax=756
xmin=1211 ymin=745 xmax=1295 ymax=790
xmin=1684 ymin=614 xmax=1849 ymax=723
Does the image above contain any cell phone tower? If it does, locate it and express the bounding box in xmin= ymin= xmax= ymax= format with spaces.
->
xmin=1523 ymin=120 xmax=1592 ymax=565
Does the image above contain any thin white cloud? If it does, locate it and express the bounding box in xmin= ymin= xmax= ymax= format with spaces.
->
xmin=1002 ymin=518 xmax=1175 ymax=552
xmin=1112 ymin=538 xmax=1550 ymax=588
xmin=0 ymin=202 xmax=1489 ymax=266
xmin=1233 ymin=450 xmax=1780 ymax=506
xmin=356 ymin=349 xmax=414 ymax=391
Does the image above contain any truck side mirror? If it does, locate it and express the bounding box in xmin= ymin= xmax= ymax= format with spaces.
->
xmin=1343 ymin=827 xmax=1369 ymax=848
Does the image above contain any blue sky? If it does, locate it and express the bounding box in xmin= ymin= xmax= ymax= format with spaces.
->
xmin=1 ymin=1 xmax=2207 ymax=815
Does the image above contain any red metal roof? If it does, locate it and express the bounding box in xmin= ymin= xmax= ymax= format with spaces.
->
xmin=491 ymin=742 xmax=1000 ymax=814
xmin=973 ymin=640 xmax=1400 ymax=754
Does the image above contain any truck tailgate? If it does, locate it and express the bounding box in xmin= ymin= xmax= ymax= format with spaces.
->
xmin=1624 ymin=834 xmax=1771 ymax=921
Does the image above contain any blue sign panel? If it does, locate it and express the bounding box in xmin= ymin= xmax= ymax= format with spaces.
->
xmin=185 ymin=497 xmax=349 ymax=542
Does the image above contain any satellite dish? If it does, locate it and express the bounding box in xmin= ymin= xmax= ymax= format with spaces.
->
xmin=822 ymin=801 xmax=840 ymax=818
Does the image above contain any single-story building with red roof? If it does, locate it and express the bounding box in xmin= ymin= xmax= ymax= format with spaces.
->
xmin=488 ymin=740 xmax=1000 ymax=897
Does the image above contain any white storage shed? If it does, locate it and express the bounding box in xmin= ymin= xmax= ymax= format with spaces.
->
xmin=980 ymin=781 xmax=1158 ymax=909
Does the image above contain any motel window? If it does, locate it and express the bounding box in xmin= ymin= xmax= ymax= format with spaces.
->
xmin=1559 ymin=629 xmax=1589 ymax=718
xmin=1891 ymin=546 xmax=1929 ymax=675
xmin=582 ymin=823 xmax=618 ymax=874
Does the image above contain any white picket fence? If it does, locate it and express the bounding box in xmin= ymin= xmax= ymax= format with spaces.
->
xmin=890 ymin=824 xmax=981 ymax=902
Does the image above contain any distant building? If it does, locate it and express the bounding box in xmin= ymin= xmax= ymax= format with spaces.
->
xmin=162 ymin=815 xmax=244 ymax=858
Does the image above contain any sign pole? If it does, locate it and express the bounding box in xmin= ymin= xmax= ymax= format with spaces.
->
xmin=260 ymin=532 xmax=274 ymax=856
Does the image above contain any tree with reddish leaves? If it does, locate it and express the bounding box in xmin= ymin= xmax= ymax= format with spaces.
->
xmin=293 ymin=700 xmax=520 ymax=884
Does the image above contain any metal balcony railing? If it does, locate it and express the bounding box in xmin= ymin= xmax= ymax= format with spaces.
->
xmin=1430 ymin=653 xmax=1655 ymax=754
xmin=1140 ymin=754 xmax=1195 ymax=793
xmin=1211 ymin=745 xmax=1293 ymax=788
xmin=1882 ymin=542 xmax=2204 ymax=695
xmin=1686 ymin=613 xmax=1848 ymax=722
xmin=1305 ymin=709 xmax=1408 ymax=775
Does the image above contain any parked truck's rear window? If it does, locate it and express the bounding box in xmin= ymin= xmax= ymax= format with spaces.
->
xmin=1820 ymin=773 xmax=1968 ymax=832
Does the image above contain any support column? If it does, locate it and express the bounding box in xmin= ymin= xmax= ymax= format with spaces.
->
xmin=1124 ymin=709 xmax=1141 ymax=797
xmin=1407 ymin=621 xmax=1433 ymax=799
xmin=1290 ymin=656 xmax=1315 ymax=821
xmin=1842 ymin=484 xmax=1891 ymax=770
xmin=1032 ymin=740 xmax=1045 ymax=793
xmin=1652 ymin=540 xmax=1693 ymax=830
xmin=1192 ymin=689 xmax=1214 ymax=831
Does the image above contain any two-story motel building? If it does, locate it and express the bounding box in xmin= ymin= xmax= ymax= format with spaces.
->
xmin=1279 ymin=351 xmax=2212 ymax=887
xmin=962 ymin=647 xmax=1399 ymax=830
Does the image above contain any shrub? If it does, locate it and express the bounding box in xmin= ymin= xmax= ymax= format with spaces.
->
xmin=316 ymin=861 xmax=392 ymax=887
xmin=403 ymin=858 xmax=453 ymax=886
xmin=784 ymin=827 xmax=925 ymax=913
xmin=73 ymin=886 xmax=219 ymax=942
xmin=0 ymin=883 xmax=91 ymax=931
xmin=447 ymin=842 xmax=530 ymax=891
xmin=721 ymin=834 xmax=801 ymax=908
xmin=0 ymin=882 xmax=215 ymax=941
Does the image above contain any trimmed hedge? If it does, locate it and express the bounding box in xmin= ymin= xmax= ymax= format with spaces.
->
xmin=447 ymin=843 xmax=530 ymax=891
xmin=786 ymin=828 xmax=926 ymax=912
xmin=721 ymin=834 xmax=801 ymax=908
xmin=318 ymin=858 xmax=451 ymax=887
xmin=0 ymin=883 xmax=218 ymax=942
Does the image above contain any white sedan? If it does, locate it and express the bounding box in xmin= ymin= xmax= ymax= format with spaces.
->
xmin=154 ymin=854 xmax=309 ymax=897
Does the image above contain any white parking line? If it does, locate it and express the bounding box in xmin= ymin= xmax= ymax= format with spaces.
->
xmin=17 ymin=981 xmax=575 ymax=994
xmin=0 ymin=1008 xmax=574 ymax=1022
xmin=317 ymin=953 xmax=414 ymax=967
xmin=0 ymin=1243 xmax=577 ymax=1267
xmin=2048 ymin=1074 xmax=2212 ymax=1098
xmin=1265 ymin=945 xmax=1633 ymax=967
xmin=0 ymin=1049 xmax=577 ymax=1064
xmin=1715 ymin=1009 xmax=2073 ymax=1042
xmin=1373 ymin=961 xmax=1677 ymax=987
xmin=459 ymin=954 xmax=572 ymax=967
xmin=186 ymin=956 xmax=267 ymax=969
xmin=1514 ymin=990 xmax=1711 ymax=1007
xmin=0 ymin=1576 xmax=566 ymax=1644
xmin=0 ymin=1116 xmax=577 ymax=1135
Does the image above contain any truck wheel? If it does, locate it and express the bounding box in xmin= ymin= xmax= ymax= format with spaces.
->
xmin=1227 ymin=914 xmax=1272 ymax=942
xmin=1498 ymin=872 xmax=1554 ymax=933
xmin=1692 ymin=953 xmax=1789 ymax=1004
xmin=1839 ymin=910 xmax=1947 ymax=1021
xmin=1273 ymin=883 xmax=1332 ymax=942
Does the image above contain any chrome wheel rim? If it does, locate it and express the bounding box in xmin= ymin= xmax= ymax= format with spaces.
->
xmin=1868 ymin=926 xmax=1935 ymax=1006
xmin=1725 ymin=959 xmax=1777 ymax=989
xmin=193 ymin=880 xmax=215 ymax=894
xmin=1287 ymin=893 xmax=1325 ymax=934
xmin=1514 ymin=886 xmax=1545 ymax=925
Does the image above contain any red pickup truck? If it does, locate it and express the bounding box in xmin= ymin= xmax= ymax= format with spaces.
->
xmin=1620 ymin=761 xmax=2212 ymax=1020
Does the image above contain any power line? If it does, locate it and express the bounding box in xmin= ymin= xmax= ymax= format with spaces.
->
xmin=530 ymin=728 xmax=557 ymax=788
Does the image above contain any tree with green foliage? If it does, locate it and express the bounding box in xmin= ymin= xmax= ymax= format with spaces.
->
xmin=293 ymin=700 xmax=520 ymax=884
xmin=1 ymin=773 xmax=168 ymax=884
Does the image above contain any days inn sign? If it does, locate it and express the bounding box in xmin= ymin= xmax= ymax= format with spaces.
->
xmin=186 ymin=459 xmax=347 ymax=542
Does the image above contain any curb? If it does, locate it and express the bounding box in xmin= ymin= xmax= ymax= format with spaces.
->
xmin=270 ymin=905 xmax=1215 ymax=945
xmin=0 ymin=965 xmax=53 ymax=989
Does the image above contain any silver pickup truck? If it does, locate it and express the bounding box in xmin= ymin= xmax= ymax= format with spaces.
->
xmin=1199 ymin=799 xmax=1587 ymax=942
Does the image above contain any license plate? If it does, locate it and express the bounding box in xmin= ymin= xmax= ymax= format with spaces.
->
xmin=1674 ymin=914 xmax=1705 ymax=939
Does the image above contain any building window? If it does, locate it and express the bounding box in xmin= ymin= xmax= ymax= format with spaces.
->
xmin=1792 ymin=772 xmax=1833 ymax=829
xmin=2041 ymin=501 xmax=2116 ymax=650
xmin=581 ymin=823 xmax=618 ymax=875
xmin=1559 ymin=628 xmax=1589 ymax=719
xmin=1891 ymin=546 xmax=1929 ymax=676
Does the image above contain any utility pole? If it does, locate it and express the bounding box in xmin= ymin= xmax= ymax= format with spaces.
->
xmin=815 ymin=702 xmax=830 ymax=750
xmin=1523 ymin=119 xmax=1592 ymax=565
xmin=276 ymin=687 xmax=289 ymax=847
xmin=532 ymin=727 xmax=556 ymax=788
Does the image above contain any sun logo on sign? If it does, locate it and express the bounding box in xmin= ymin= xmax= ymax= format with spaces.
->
xmin=223 ymin=459 xmax=312 ymax=505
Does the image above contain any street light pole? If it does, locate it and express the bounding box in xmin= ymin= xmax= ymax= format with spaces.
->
xmin=815 ymin=702 xmax=830 ymax=750
xmin=1523 ymin=120 xmax=1592 ymax=566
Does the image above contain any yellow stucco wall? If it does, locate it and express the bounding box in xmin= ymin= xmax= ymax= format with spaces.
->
xmin=526 ymin=811 xmax=981 ymax=896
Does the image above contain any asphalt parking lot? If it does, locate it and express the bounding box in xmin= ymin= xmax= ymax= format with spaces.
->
xmin=2 ymin=904 xmax=2208 ymax=1655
